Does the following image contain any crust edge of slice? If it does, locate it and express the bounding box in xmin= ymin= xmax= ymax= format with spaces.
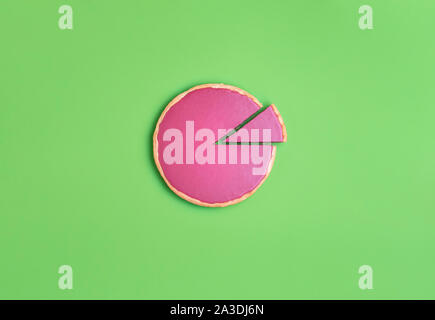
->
xmin=270 ymin=104 xmax=287 ymax=143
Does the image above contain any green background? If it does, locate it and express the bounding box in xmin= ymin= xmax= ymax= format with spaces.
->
xmin=1 ymin=0 xmax=434 ymax=299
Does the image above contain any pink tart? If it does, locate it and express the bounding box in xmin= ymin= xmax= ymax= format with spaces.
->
xmin=153 ymin=84 xmax=286 ymax=207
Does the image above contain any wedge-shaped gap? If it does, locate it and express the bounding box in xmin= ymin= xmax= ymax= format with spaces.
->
xmin=215 ymin=106 xmax=267 ymax=144
xmin=216 ymin=104 xmax=286 ymax=144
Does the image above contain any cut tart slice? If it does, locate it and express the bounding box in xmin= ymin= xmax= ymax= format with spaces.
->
xmin=219 ymin=104 xmax=287 ymax=144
